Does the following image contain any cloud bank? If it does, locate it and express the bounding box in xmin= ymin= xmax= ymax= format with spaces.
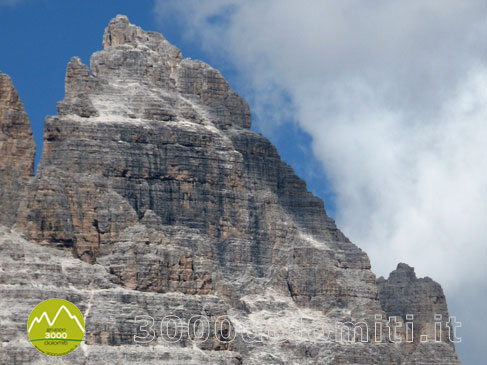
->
xmin=154 ymin=1 xmax=487 ymax=361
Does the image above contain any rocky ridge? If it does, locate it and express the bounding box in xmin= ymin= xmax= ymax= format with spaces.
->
xmin=0 ymin=15 xmax=460 ymax=364
xmin=0 ymin=72 xmax=35 ymax=227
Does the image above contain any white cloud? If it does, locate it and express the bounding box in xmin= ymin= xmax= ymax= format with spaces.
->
xmin=154 ymin=1 xmax=487 ymax=360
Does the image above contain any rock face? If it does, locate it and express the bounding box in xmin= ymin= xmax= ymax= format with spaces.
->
xmin=1 ymin=15 xmax=460 ymax=364
xmin=377 ymin=263 xmax=454 ymax=346
xmin=0 ymin=72 xmax=35 ymax=227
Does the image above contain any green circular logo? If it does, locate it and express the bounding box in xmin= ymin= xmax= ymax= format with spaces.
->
xmin=27 ymin=298 xmax=85 ymax=356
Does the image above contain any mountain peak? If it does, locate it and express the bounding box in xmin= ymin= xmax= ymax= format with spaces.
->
xmin=0 ymin=71 xmax=35 ymax=226
xmin=102 ymin=14 xmax=164 ymax=50
xmin=0 ymin=15 xmax=459 ymax=364
xmin=55 ymin=15 xmax=251 ymax=130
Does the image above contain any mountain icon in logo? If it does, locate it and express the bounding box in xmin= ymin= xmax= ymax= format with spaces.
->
xmin=27 ymin=298 xmax=85 ymax=356
xmin=28 ymin=304 xmax=85 ymax=334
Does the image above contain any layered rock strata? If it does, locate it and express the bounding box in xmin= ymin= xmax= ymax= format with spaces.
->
xmin=0 ymin=15 xmax=460 ymax=364
xmin=0 ymin=72 xmax=35 ymax=226
xmin=377 ymin=263 xmax=455 ymax=346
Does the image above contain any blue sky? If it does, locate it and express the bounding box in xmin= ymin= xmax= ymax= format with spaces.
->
xmin=2 ymin=1 xmax=486 ymax=363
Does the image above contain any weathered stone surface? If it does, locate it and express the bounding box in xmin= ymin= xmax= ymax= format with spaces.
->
xmin=14 ymin=15 xmax=378 ymax=318
xmin=0 ymin=72 xmax=35 ymax=226
xmin=0 ymin=227 xmax=460 ymax=364
xmin=1 ymin=15 xmax=460 ymax=364
xmin=377 ymin=263 xmax=454 ymax=346
xmin=0 ymin=227 xmax=240 ymax=364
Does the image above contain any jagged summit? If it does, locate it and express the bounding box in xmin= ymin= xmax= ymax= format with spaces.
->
xmin=0 ymin=15 xmax=460 ymax=364
xmin=102 ymin=14 xmax=173 ymax=51
xmin=377 ymin=262 xmax=418 ymax=282
xmin=377 ymin=262 xmax=452 ymax=349
xmin=58 ymin=15 xmax=251 ymax=131
xmin=0 ymin=72 xmax=35 ymax=226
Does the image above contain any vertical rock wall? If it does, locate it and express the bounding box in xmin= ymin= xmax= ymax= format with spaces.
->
xmin=0 ymin=72 xmax=35 ymax=226
xmin=0 ymin=16 xmax=461 ymax=364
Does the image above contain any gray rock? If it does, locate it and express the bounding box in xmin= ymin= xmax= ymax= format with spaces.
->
xmin=377 ymin=263 xmax=455 ymax=347
xmin=0 ymin=72 xmax=35 ymax=226
xmin=0 ymin=228 xmax=460 ymax=364
xmin=1 ymin=15 xmax=460 ymax=364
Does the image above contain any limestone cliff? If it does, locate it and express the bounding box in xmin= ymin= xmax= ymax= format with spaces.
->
xmin=377 ymin=263 xmax=455 ymax=347
xmin=0 ymin=15 xmax=460 ymax=364
xmin=0 ymin=72 xmax=35 ymax=226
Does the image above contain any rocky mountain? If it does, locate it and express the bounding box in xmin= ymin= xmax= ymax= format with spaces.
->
xmin=0 ymin=15 xmax=460 ymax=364
xmin=0 ymin=72 xmax=35 ymax=227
